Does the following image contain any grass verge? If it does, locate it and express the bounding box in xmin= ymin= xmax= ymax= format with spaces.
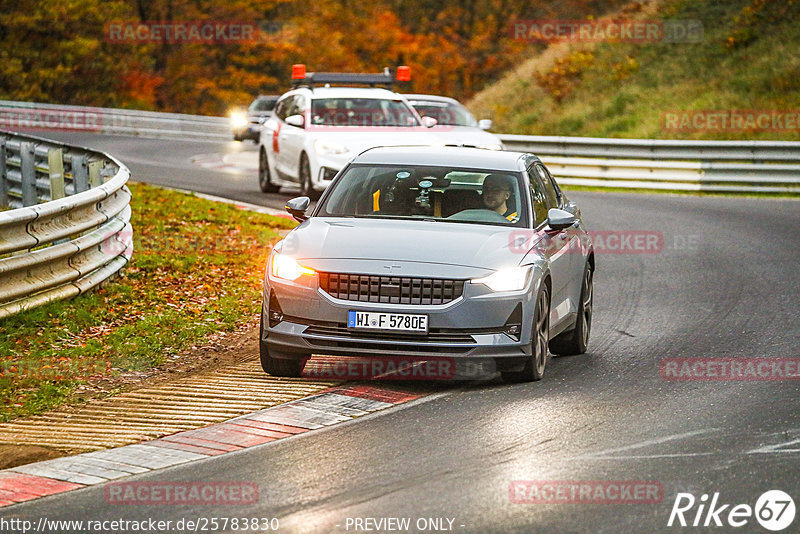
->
xmin=0 ymin=182 xmax=296 ymax=422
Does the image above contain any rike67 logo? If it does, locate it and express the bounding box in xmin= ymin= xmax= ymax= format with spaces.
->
xmin=668 ymin=490 xmax=795 ymax=531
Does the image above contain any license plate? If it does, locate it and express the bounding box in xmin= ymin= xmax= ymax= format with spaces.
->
xmin=348 ymin=311 xmax=428 ymax=333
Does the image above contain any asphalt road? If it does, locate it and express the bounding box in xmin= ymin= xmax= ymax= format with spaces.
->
xmin=42 ymin=133 xmax=294 ymax=210
xmin=7 ymin=133 xmax=800 ymax=533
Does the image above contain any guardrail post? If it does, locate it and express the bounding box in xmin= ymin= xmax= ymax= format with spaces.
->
xmin=88 ymin=161 xmax=102 ymax=188
xmin=48 ymin=148 xmax=66 ymax=200
xmin=20 ymin=141 xmax=37 ymax=206
xmin=71 ymin=154 xmax=89 ymax=193
xmin=0 ymin=136 xmax=7 ymax=208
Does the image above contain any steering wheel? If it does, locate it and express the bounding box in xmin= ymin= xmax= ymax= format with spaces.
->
xmin=445 ymin=209 xmax=510 ymax=223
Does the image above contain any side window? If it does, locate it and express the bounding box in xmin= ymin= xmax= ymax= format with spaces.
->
xmin=274 ymin=96 xmax=293 ymax=121
xmin=527 ymin=164 xmax=548 ymax=226
xmin=540 ymin=164 xmax=563 ymax=207
xmin=294 ymin=95 xmax=307 ymax=114
xmin=286 ymin=95 xmax=305 ymax=118
xmin=535 ymin=164 xmax=559 ymax=209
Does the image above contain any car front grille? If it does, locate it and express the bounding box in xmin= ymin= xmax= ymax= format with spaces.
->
xmin=303 ymin=324 xmax=477 ymax=344
xmin=318 ymin=273 xmax=465 ymax=305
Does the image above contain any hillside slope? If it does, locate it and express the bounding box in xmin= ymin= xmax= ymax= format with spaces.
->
xmin=469 ymin=0 xmax=800 ymax=140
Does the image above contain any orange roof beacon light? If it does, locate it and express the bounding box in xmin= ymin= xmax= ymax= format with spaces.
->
xmin=396 ymin=65 xmax=411 ymax=82
xmin=291 ymin=64 xmax=306 ymax=80
xmin=290 ymin=66 xmax=404 ymax=88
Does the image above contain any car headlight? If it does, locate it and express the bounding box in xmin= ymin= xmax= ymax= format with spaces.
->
xmin=230 ymin=112 xmax=248 ymax=129
xmin=478 ymin=143 xmax=503 ymax=151
xmin=471 ymin=266 xmax=532 ymax=292
xmin=314 ymin=139 xmax=349 ymax=155
xmin=270 ymin=251 xmax=315 ymax=281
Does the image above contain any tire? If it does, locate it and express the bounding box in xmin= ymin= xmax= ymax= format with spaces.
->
xmin=259 ymin=311 xmax=307 ymax=377
xmin=299 ymin=153 xmax=320 ymax=200
xmin=549 ymin=262 xmax=593 ymax=356
xmin=502 ymin=284 xmax=550 ymax=382
xmin=258 ymin=149 xmax=280 ymax=193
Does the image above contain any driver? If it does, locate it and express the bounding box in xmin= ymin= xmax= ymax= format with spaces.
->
xmin=481 ymin=174 xmax=518 ymax=221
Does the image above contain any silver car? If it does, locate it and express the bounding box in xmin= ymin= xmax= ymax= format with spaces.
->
xmin=260 ymin=146 xmax=594 ymax=382
xmin=404 ymin=94 xmax=504 ymax=150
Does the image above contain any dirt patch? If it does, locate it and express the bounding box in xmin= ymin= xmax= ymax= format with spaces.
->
xmin=58 ymin=317 xmax=261 ymax=409
xmin=0 ymin=444 xmax=66 ymax=471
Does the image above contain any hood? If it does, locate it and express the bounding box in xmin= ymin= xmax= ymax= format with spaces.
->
xmin=309 ymin=129 xmax=443 ymax=154
xmin=279 ymin=217 xmax=526 ymax=278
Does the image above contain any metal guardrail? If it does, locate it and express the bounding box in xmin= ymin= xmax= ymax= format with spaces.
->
xmin=500 ymin=135 xmax=800 ymax=193
xmin=0 ymin=100 xmax=229 ymax=141
xmin=2 ymin=100 xmax=799 ymax=193
xmin=0 ymin=130 xmax=133 ymax=319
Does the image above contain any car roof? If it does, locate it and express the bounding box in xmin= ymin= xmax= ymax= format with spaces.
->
xmin=353 ymin=146 xmax=531 ymax=171
xmin=293 ymin=87 xmax=405 ymax=100
xmin=403 ymin=94 xmax=461 ymax=105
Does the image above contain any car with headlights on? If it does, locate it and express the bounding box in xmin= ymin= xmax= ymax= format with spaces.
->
xmin=257 ymin=65 xmax=441 ymax=198
xmin=260 ymin=146 xmax=594 ymax=382
xmin=404 ymin=94 xmax=504 ymax=151
xmin=231 ymin=94 xmax=278 ymax=142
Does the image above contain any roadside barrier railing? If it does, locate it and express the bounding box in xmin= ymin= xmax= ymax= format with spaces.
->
xmin=2 ymin=99 xmax=799 ymax=193
xmin=500 ymin=134 xmax=800 ymax=193
xmin=0 ymin=130 xmax=133 ymax=318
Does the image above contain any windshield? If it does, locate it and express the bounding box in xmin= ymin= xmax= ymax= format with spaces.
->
xmin=407 ymin=100 xmax=478 ymax=127
xmin=317 ymin=164 xmax=528 ymax=227
xmin=310 ymin=98 xmax=420 ymax=127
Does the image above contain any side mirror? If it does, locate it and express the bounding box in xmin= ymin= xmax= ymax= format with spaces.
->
xmin=546 ymin=208 xmax=576 ymax=231
xmin=478 ymin=119 xmax=493 ymax=130
xmin=285 ymin=196 xmax=310 ymax=222
xmin=421 ymin=116 xmax=438 ymax=128
xmin=285 ymin=114 xmax=305 ymax=128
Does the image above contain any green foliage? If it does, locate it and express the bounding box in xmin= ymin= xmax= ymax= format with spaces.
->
xmin=469 ymin=0 xmax=800 ymax=140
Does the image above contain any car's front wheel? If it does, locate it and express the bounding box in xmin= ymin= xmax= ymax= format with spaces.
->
xmin=259 ymin=312 xmax=307 ymax=377
xmin=502 ymin=284 xmax=550 ymax=382
xmin=259 ymin=149 xmax=280 ymax=193
xmin=550 ymin=262 xmax=593 ymax=356
xmin=299 ymin=153 xmax=320 ymax=200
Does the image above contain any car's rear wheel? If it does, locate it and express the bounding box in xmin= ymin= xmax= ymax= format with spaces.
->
xmin=299 ymin=153 xmax=320 ymax=200
xmin=550 ymin=262 xmax=593 ymax=356
xmin=502 ymin=284 xmax=550 ymax=382
xmin=259 ymin=311 xmax=308 ymax=377
xmin=259 ymin=149 xmax=280 ymax=193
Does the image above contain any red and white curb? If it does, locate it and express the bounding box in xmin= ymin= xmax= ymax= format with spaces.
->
xmin=0 ymin=385 xmax=420 ymax=508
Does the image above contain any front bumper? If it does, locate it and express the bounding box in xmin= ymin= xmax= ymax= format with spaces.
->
xmin=262 ymin=274 xmax=539 ymax=361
